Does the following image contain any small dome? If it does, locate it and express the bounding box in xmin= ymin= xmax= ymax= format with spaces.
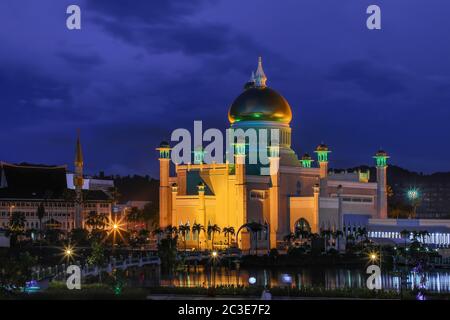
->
xmin=316 ymin=143 xmax=329 ymax=151
xmin=375 ymin=149 xmax=388 ymax=157
xmin=302 ymin=153 xmax=312 ymax=160
xmin=159 ymin=141 xmax=170 ymax=148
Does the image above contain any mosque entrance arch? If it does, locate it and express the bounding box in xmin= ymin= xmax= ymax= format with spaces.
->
xmin=294 ymin=218 xmax=311 ymax=233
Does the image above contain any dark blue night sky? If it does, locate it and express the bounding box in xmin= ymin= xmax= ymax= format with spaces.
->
xmin=1 ymin=0 xmax=449 ymax=177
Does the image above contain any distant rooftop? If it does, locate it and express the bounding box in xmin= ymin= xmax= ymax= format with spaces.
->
xmin=0 ymin=162 xmax=111 ymax=201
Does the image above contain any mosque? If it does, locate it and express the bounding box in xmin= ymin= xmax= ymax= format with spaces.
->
xmin=157 ymin=57 xmax=390 ymax=251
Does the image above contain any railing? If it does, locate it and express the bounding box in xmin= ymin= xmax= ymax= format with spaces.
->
xmin=430 ymin=256 xmax=450 ymax=268
xmin=31 ymin=255 xmax=161 ymax=281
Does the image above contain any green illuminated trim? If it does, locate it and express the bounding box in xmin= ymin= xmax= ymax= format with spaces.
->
xmin=300 ymin=159 xmax=313 ymax=168
xmin=374 ymin=155 xmax=388 ymax=167
xmin=315 ymin=150 xmax=329 ymax=162
xmin=159 ymin=149 xmax=170 ymax=159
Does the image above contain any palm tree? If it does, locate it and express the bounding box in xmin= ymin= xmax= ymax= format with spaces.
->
xmin=207 ymin=224 xmax=221 ymax=250
xmin=245 ymin=222 xmax=264 ymax=255
xmin=334 ymin=230 xmax=344 ymax=250
xmin=192 ymin=223 xmax=205 ymax=250
xmin=222 ymin=226 xmax=235 ymax=248
xmin=152 ymin=227 xmax=164 ymax=245
xmin=178 ymin=223 xmax=190 ymax=254
xmin=356 ymin=227 xmax=368 ymax=241
xmin=321 ymin=229 xmax=333 ymax=252
xmin=165 ymin=225 xmax=178 ymax=239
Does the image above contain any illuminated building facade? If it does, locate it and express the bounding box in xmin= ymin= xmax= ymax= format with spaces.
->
xmin=0 ymin=136 xmax=112 ymax=231
xmin=158 ymin=58 xmax=389 ymax=250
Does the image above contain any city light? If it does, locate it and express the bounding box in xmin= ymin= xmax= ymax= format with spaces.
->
xmin=211 ymin=251 xmax=218 ymax=258
xmin=106 ymin=216 xmax=127 ymax=246
xmin=62 ymin=244 xmax=76 ymax=262
xmin=407 ymin=188 xmax=420 ymax=201
xmin=369 ymin=252 xmax=378 ymax=262
xmin=248 ymin=277 xmax=257 ymax=285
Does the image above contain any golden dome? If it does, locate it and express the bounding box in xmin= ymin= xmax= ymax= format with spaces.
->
xmin=228 ymin=87 xmax=292 ymax=124
xmin=228 ymin=57 xmax=292 ymax=124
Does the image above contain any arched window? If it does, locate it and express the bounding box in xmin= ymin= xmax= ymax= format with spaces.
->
xmin=295 ymin=218 xmax=311 ymax=233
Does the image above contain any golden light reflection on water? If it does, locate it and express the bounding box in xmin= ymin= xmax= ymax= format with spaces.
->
xmin=127 ymin=266 xmax=450 ymax=292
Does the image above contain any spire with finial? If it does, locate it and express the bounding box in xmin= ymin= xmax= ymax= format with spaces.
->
xmin=254 ymin=56 xmax=267 ymax=88
xmin=75 ymin=130 xmax=83 ymax=166
xmin=244 ymin=71 xmax=256 ymax=89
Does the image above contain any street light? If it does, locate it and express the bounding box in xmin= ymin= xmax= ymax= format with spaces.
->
xmin=62 ymin=244 xmax=76 ymax=262
xmin=407 ymin=188 xmax=419 ymax=201
xmin=370 ymin=253 xmax=377 ymax=262
xmin=407 ymin=188 xmax=420 ymax=219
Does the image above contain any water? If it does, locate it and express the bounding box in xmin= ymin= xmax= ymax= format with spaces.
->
xmin=126 ymin=265 xmax=450 ymax=293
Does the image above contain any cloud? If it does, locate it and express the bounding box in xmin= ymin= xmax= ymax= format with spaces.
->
xmin=57 ymin=51 xmax=103 ymax=70
xmin=328 ymin=60 xmax=408 ymax=97
xmin=87 ymin=0 xmax=212 ymax=25
xmin=0 ymin=65 xmax=72 ymax=116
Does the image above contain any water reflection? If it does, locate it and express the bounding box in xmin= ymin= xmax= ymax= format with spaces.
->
xmin=127 ymin=266 xmax=450 ymax=293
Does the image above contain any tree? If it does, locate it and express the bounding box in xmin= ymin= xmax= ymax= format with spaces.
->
xmin=334 ymin=230 xmax=344 ymax=250
xmin=178 ymin=223 xmax=190 ymax=254
xmin=152 ymin=227 xmax=164 ymax=245
xmin=245 ymin=222 xmax=264 ymax=255
xmin=165 ymin=225 xmax=178 ymax=239
xmin=138 ymin=229 xmax=150 ymax=246
xmin=87 ymin=241 xmax=106 ymax=283
xmin=192 ymin=223 xmax=205 ymax=250
xmin=400 ymin=229 xmax=410 ymax=247
xmin=8 ymin=212 xmax=26 ymax=247
xmin=207 ymin=224 xmax=221 ymax=250
xmin=222 ymin=227 xmax=235 ymax=248
xmin=0 ymin=251 xmax=36 ymax=292
xmin=126 ymin=207 xmax=141 ymax=230
xmin=283 ymin=233 xmax=295 ymax=247
xmin=320 ymin=229 xmax=333 ymax=252
xmin=45 ymin=228 xmax=64 ymax=244
xmin=389 ymin=201 xmax=412 ymax=219
xmin=356 ymin=227 xmax=368 ymax=241
xmin=70 ymin=228 xmax=90 ymax=246
xmin=141 ymin=202 xmax=159 ymax=230
xmin=85 ymin=211 xmax=108 ymax=231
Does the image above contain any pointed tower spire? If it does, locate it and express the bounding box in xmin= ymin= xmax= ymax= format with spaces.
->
xmin=75 ymin=130 xmax=83 ymax=166
xmin=254 ymin=56 xmax=267 ymax=88
xmin=73 ymin=130 xmax=84 ymax=229
xmin=250 ymin=71 xmax=255 ymax=82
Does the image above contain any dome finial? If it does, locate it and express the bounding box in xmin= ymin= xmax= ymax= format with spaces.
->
xmin=255 ymin=56 xmax=267 ymax=88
